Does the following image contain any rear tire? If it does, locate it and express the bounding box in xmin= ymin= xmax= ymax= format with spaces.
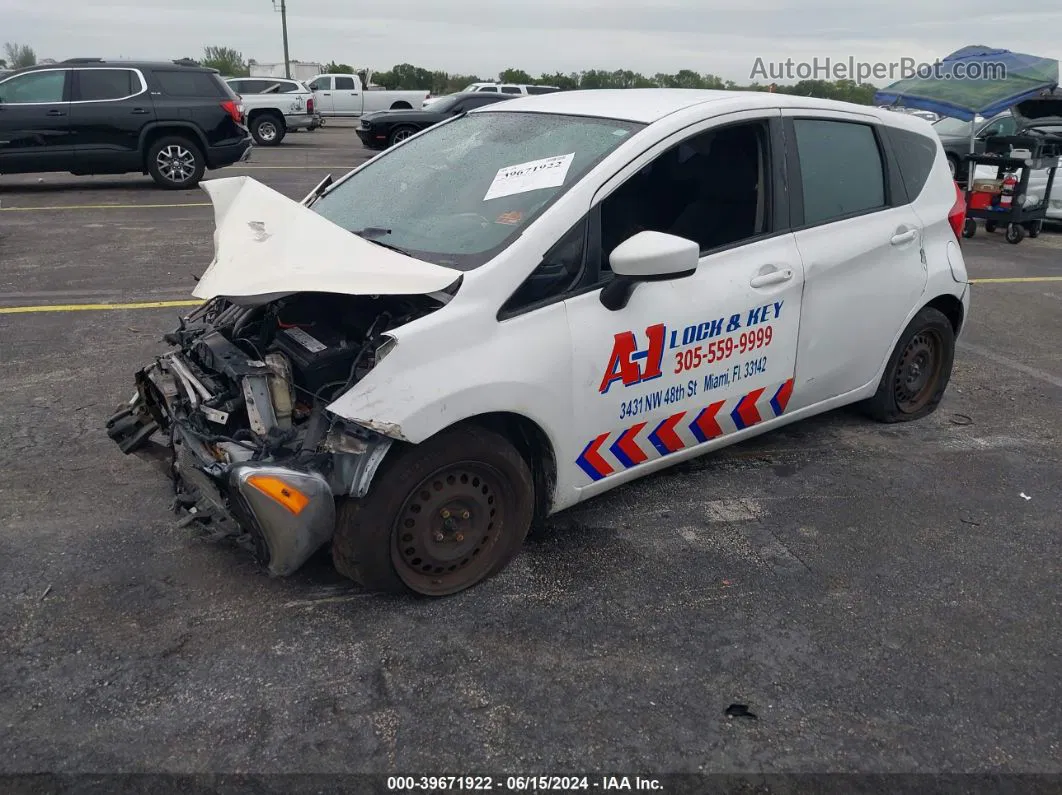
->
xmin=250 ymin=113 xmax=285 ymax=146
xmin=1006 ymin=223 xmax=1024 ymax=244
xmin=962 ymin=218 xmax=976 ymax=238
xmin=985 ymin=221 xmax=998 ymax=233
xmin=862 ymin=307 xmax=955 ymax=423
xmin=146 ymin=136 xmax=205 ymax=190
xmin=331 ymin=425 xmax=534 ymax=597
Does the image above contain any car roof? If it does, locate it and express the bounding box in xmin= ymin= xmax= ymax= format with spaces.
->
xmin=13 ymin=59 xmax=218 ymax=73
xmin=472 ymin=88 xmax=902 ymax=125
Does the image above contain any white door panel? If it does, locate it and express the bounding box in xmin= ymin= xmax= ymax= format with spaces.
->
xmin=790 ymin=205 xmax=926 ymax=410
xmin=565 ymin=234 xmax=804 ymax=486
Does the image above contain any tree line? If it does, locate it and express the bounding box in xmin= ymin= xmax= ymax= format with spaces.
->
xmin=366 ymin=64 xmax=879 ymax=104
xmin=1 ymin=42 xmax=879 ymax=105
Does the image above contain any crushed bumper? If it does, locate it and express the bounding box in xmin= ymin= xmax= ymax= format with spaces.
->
xmin=106 ymin=350 xmax=392 ymax=577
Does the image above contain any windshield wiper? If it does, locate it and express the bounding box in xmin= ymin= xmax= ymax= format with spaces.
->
xmin=352 ymin=227 xmax=413 ymax=257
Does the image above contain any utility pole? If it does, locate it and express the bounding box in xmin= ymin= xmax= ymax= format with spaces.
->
xmin=273 ymin=0 xmax=291 ymax=78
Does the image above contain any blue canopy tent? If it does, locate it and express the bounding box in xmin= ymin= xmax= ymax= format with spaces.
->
xmin=874 ymin=46 xmax=1059 ymax=183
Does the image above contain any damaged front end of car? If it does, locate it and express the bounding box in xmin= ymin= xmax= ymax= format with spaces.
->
xmin=105 ymin=176 xmax=461 ymax=577
xmin=107 ymin=292 xmax=442 ymax=575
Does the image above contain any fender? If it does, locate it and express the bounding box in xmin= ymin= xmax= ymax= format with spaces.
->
xmin=136 ymin=121 xmax=210 ymax=157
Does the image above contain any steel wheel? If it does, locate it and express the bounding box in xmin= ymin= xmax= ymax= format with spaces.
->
xmin=156 ymin=144 xmax=197 ymax=184
xmin=391 ymin=462 xmax=507 ymax=596
xmin=893 ymin=329 xmax=944 ymax=414
xmin=257 ymin=120 xmax=278 ymax=142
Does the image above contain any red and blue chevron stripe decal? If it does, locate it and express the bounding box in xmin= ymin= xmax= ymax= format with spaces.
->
xmin=609 ymin=422 xmax=648 ymax=468
xmin=576 ymin=433 xmax=613 ymax=482
xmin=576 ymin=378 xmax=796 ymax=483
xmin=648 ymin=412 xmax=685 ymax=456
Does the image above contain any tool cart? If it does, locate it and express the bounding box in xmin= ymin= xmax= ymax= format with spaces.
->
xmin=961 ymin=131 xmax=1062 ymax=244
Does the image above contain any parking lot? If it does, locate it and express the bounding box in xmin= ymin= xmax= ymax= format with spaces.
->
xmin=2 ymin=122 xmax=1061 ymax=776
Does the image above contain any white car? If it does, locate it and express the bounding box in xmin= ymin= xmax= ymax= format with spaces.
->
xmin=424 ymin=82 xmax=560 ymax=107
xmin=108 ymin=89 xmax=971 ymax=597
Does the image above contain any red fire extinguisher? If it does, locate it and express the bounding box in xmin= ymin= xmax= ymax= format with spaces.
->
xmin=999 ymin=171 xmax=1018 ymax=209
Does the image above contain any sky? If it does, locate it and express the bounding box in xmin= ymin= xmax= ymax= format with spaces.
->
xmin=6 ymin=0 xmax=1061 ymax=83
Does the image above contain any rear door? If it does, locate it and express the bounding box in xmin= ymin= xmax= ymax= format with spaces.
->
xmin=784 ymin=112 xmax=927 ymax=411
xmin=0 ymin=68 xmax=74 ymax=172
xmin=69 ymin=67 xmax=154 ymax=171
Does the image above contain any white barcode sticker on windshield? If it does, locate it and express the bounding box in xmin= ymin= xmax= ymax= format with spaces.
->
xmin=483 ymin=153 xmax=575 ymax=201
xmin=284 ymin=326 xmax=328 ymax=353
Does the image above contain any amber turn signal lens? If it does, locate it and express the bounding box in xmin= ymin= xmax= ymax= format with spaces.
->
xmin=246 ymin=475 xmax=310 ymax=515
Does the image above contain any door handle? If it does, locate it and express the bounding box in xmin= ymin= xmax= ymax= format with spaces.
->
xmin=750 ymin=268 xmax=793 ymax=288
xmin=890 ymin=229 xmax=918 ymax=246
xmin=46 ymin=109 xmax=66 ymax=117
xmin=322 ymin=92 xmax=331 ymax=96
xmin=131 ymin=108 xmax=150 ymax=114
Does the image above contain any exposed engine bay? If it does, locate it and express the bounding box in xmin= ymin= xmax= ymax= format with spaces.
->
xmin=107 ymin=291 xmax=445 ymax=576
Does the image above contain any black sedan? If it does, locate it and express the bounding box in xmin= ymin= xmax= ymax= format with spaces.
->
xmin=356 ymin=91 xmax=516 ymax=149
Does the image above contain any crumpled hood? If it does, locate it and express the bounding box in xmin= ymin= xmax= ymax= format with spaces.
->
xmin=192 ymin=176 xmax=461 ymax=302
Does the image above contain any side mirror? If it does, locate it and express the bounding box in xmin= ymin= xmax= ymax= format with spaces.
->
xmin=600 ymin=231 xmax=699 ymax=311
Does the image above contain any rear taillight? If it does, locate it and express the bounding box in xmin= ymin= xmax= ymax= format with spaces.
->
xmin=306 ymin=96 xmax=315 ymax=114
xmin=948 ymin=180 xmax=967 ymax=241
xmin=221 ymin=99 xmax=243 ymax=124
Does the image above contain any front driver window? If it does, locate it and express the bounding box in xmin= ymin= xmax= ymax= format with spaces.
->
xmin=0 ymin=70 xmax=66 ymax=103
xmin=598 ymin=120 xmax=769 ymax=274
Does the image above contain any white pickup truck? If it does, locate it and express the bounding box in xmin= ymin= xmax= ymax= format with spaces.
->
xmin=307 ymin=73 xmax=430 ymax=117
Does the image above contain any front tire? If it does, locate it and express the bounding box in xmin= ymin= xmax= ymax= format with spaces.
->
xmin=250 ymin=113 xmax=285 ymax=146
xmin=1006 ymin=223 xmax=1024 ymax=244
xmin=862 ymin=307 xmax=955 ymax=423
xmin=147 ymin=136 xmax=205 ymax=189
xmin=962 ymin=218 xmax=976 ymax=238
xmin=388 ymin=125 xmax=417 ymax=147
xmin=332 ymin=425 xmax=534 ymax=597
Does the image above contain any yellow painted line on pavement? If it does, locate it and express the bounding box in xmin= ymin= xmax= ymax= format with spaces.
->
xmin=970 ymin=276 xmax=1062 ymax=284
xmin=0 ymin=299 xmax=202 ymax=315
xmin=0 ymin=202 xmax=209 ymax=212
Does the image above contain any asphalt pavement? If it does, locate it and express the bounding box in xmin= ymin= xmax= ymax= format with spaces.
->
xmin=1 ymin=123 xmax=1060 ymax=781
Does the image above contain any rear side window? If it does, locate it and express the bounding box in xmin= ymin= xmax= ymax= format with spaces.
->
xmin=885 ymin=127 xmax=938 ymax=201
xmin=794 ymin=119 xmax=885 ymax=225
xmin=527 ymin=86 xmax=558 ymax=95
xmin=154 ymin=70 xmax=226 ymax=97
xmin=335 ymin=76 xmax=356 ymax=90
xmin=501 ymin=86 xmax=522 ymax=94
xmin=78 ymin=69 xmax=139 ymax=101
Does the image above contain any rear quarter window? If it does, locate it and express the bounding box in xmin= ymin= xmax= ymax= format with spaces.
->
xmin=154 ymin=70 xmax=227 ymax=98
xmin=885 ymin=126 xmax=939 ymax=200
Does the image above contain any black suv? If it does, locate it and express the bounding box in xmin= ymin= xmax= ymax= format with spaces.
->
xmin=0 ymin=58 xmax=252 ymax=189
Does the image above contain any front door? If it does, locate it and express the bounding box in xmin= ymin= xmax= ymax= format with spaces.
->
xmin=564 ymin=113 xmax=806 ymax=489
xmin=308 ymin=76 xmax=334 ymax=115
xmin=0 ymin=68 xmax=74 ymax=173
xmin=784 ymin=113 xmax=928 ymax=410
